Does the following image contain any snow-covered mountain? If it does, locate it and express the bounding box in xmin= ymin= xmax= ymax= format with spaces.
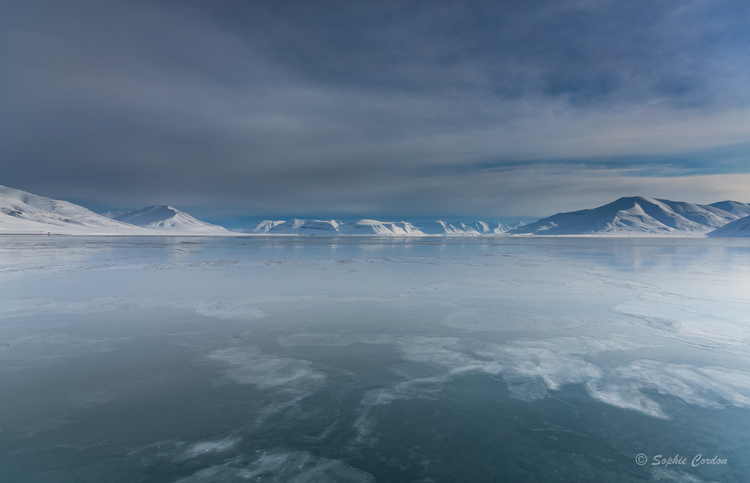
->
xmin=708 ymin=215 xmax=750 ymax=237
xmin=253 ymin=219 xmax=342 ymax=235
xmin=253 ymin=220 xmax=286 ymax=233
xmin=418 ymin=220 xmax=512 ymax=236
xmin=509 ymin=196 xmax=750 ymax=236
xmin=0 ymin=185 xmax=154 ymax=235
xmin=112 ymin=205 xmax=230 ymax=234
xmin=4 ymin=184 xmax=749 ymax=237
xmin=0 ymin=185 xmax=232 ymax=235
xmin=338 ymin=219 xmax=424 ymax=235
xmin=254 ymin=219 xmax=424 ymax=236
xmin=252 ymin=219 xmax=519 ymax=236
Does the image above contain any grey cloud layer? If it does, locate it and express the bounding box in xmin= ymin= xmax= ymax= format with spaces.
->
xmin=2 ymin=0 xmax=749 ymax=218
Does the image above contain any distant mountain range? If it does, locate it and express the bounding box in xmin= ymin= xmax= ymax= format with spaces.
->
xmin=1 ymin=185 xmax=749 ymax=236
xmin=252 ymin=197 xmax=750 ymax=237
xmin=253 ymin=219 xmax=514 ymax=236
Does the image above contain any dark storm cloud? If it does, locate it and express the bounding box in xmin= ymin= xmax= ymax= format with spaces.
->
xmin=1 ymin=0 xmax=749 ymax=220
xmin=188 ymin=0 xmax=750 ymax=107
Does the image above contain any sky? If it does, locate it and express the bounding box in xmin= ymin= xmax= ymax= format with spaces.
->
xmin=2 ymin=0 xmax=750 ymax=225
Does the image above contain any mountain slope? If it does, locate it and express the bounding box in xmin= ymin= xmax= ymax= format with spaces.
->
xmin=1 ymin=185 xmax=153 ymax=235
xmin=253 ymin=220 xmax=286 ymax=233
xmin=1 ymin=185 xmax=232 ymax=235
xmin=113 ymin=205 xmax=230 ymax=234
xmin=707 ymin=215 xmax=750 ymax=237
xmin=510 ymin=196 xmax=750 ymax=235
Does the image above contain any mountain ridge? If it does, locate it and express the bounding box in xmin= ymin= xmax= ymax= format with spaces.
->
xmin=508 ymin=196 xmax=750 ymax=236
xmin=1 ymin=185 xmax=154 ymax=235
xmin=0 ymin=185 xmax=231 ymax=235
xmin=113 ymin=205 xmax=230 ymax=234
xmin=253 ymin=219 xmax=513 ymax=236
xmin=2 ymin=185 xmax=749 ymax=237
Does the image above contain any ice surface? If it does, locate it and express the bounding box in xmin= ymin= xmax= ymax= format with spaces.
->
xmin=174 ymin=450 xmax=375 ymax=483
xmin=1 ymin=236 xmax=749 ymax=481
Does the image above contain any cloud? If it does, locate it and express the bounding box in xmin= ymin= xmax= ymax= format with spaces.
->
xmin=1 ymin=0 xmax=749 ymax=219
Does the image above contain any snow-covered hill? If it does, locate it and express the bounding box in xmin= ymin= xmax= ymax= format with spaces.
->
xmin=0 ymin=185 xmax=232 ymax=235
xmin=708 ymin=215 xmax=750 ymax=237
xmin=0 ymin=185 xmax=155 ymax=235
xmin=706 ymin=201 xmax=750 ymax=218
xmin=112 ymin=205 xmax=230 ymax=234
xmin=509 ymin=196 xmax=750 ymax=236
